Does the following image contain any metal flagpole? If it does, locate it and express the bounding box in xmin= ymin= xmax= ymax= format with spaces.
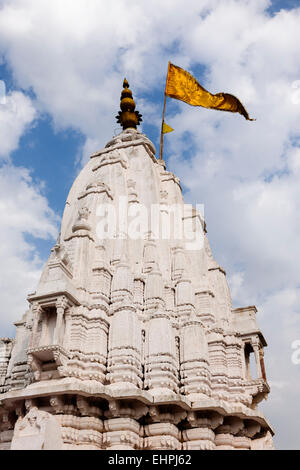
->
xmin=159 ymin=94 xmax=167 ymax=160
xmin=159 ymin=62 xmax=170 ymax=161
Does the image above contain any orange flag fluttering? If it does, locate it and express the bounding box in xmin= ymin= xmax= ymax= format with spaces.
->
xmin=165 ymin=62 xmax=255 ymax=121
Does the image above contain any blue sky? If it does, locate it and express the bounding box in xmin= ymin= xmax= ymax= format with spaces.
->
xmin=268 ymin=0 xmax=300 ymax=14
xmin=0 ymin=0 xmax=300 ymax=449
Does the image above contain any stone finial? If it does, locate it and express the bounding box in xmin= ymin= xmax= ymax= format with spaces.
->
xmin=116 ymin=79 xmax=142 ymax=130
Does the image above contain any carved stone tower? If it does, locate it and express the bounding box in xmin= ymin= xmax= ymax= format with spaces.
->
xmin=0 ymin=81 xmax=274 ymax=450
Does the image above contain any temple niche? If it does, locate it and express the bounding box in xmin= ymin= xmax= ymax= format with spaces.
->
xmin=0 ymin=80 xmax=274 ymax=450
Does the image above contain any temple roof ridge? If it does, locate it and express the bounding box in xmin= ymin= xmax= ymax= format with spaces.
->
xmin=90 ymin=128 xmax=157 ymax=161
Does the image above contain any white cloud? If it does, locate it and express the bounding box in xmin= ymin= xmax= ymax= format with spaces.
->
xmin=259 ymin=288 xmax=300 ymax=449
xmin=0 ymin=91 xmax=36 ymax=159
xmin=0 ymin=164 xmax=58 ymax=336
xmin=0 ymin=0 xmax=219 ymax=152
xmin=0 ymin=89 xmax=58 ymax=335
xmin=0 ymin=0 xmax=299 ymax=448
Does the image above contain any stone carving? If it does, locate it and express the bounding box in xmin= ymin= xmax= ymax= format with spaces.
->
xmin=10 ymin=407 xmax=62 ymax=450
xmin=180 ymin=317 xmax=211 ymax=399
xmin=160 ymin=190 xmax=168 ymax=200
xmin=145 ymin=311 xmax=179 ymax=397
xmin=78 ymin=180 xmax=113 ymax=201
xmin=127 ymin=179 xmax=139 ymax=204
xmin=251 ymin=431 xmax=275 ymax=450
xmin=50 ymin=243 xmax=72 ymax=268
xmin=0 ymin=340 xmax=13 ymax=390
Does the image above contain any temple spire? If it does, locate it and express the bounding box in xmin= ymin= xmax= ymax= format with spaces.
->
xmin=116 ymin=78 xmax=142 ymax=130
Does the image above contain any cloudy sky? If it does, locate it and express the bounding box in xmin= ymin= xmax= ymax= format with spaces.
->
xmin=0 ymin=0 xmax=299 ymax=449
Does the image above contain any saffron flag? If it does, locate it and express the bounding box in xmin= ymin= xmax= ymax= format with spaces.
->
xmin=165 ymin=63 xmax=255 ymax=121
xmin=162 ymin=121 xmax=174 ymax=134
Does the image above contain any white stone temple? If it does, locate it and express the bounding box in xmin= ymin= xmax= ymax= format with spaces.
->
xmin=0 ymin=80 xmax=274 ymax=450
